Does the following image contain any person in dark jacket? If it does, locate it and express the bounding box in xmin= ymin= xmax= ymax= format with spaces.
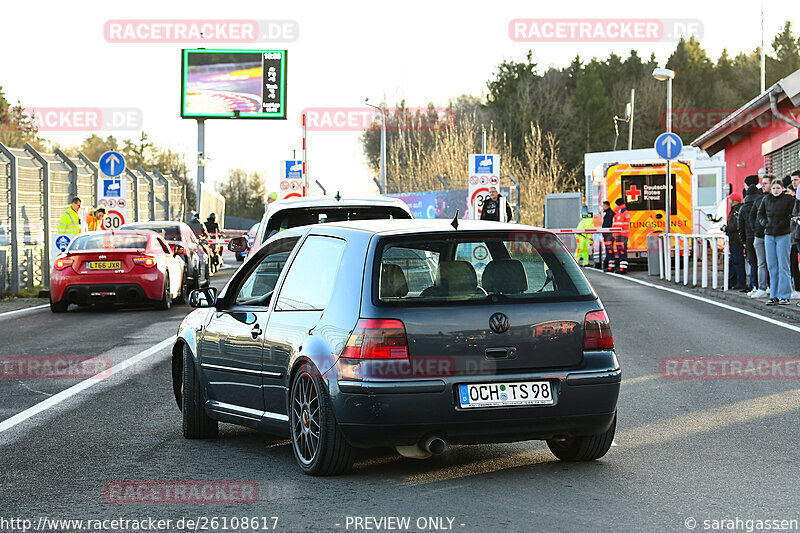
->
xmin=789 ymin=170 xmax=800 ymax=298
xmin=480 ymin=186 xmax=513 ymax=222
xmin=756 ymin=178 xmax=795 ymax=304
xmin=726 ymin=193 xmax=747 ymax=289
xmin=748 ymin=179 xmax=770 ymax=298
xmin=739 ymin=182 xmax=759 ymax=291
xmin=601 ymin=201 xmax=615 ymax=271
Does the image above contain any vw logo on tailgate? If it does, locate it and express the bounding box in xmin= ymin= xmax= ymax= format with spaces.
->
xmin=489 ymin=313 xmax=509 ymax=334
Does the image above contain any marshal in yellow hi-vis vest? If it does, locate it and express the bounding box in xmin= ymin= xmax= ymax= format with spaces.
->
xmin=597 ymin=161 xmax=693 ymax=254
xmin=57 ymin=204 xmax=82 ymax=235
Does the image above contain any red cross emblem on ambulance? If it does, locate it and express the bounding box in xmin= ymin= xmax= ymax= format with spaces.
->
xmin=626 ymin=185 xmax=642 ymax=202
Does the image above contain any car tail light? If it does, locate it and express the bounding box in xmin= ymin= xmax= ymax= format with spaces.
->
xmin=341 ymin=319 xmax=409 ymax=360
xmin=54 ymin=258 xmax=74 ymax=270
xmin=133 ymin=256 xmax=156 ymax=268
xmin=583 ymin=310 xmax=614 ymax=350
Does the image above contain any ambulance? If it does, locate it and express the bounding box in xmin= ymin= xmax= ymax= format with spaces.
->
xmin=585 ymin=147 xmax=727 ymax=261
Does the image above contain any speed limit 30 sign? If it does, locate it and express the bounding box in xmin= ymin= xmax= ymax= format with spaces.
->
xmin=102 ymin=210 xmax=125 ymax=229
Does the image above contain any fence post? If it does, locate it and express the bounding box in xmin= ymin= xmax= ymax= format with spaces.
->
xmin=153 ymin=168 xmax=170 ymax=220
xmin=77 ymin=153 xmax=99 ymax=204
xmin=711 ymin=236 xmax=719 ymax=289
xmin=127 ymin=168 xmax=140 ymax=222
xmin=138 ymin=167 xmax=156 ymax=220
xmin=0 ymin=250 xmax=6 ymax=294
xmin=506 ymin=172 xmax=521 ymax=224
xmin=26 ymin=144 xmax=51 ymax=286
xmin=692 ymin=238 xmax=698 ymax=286
xmin=0 ymin=143 xmax=20 ymax=295
xmin=720 ymin=236 xmax=728 ymax=291
xmin=701 ymin=238 xmax=708 ymax=288
xmin=674 ymin=235 xmax=680 ymax=283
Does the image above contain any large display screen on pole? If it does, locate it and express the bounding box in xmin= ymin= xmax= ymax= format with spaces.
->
xmin=181 ymin=49 xmax=287 ymax=119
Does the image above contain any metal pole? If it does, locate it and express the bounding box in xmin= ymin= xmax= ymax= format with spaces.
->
xmin=196 ymin=119 xmax=205 ymax=213
xmin=507 ymin=173 xmax=521 ymax=224
xmin=665 ymin=78 xmax=672 ymax=242
xmin=481 ymin=127 xmax=486 ymax=153
xmin=379 ymin=111 xmax=386 ymax=194
xmin=0 ymin=144 xmax=20 ymax=295
xmin=26 ymin=144 xmax=51 ymax=287
xmin=683 ymin=236 xmax=689 ymax=285
xmin=712 ymin=236 xmax=719 ymax=289
xmin=674 ymin=235 xmax=680 ymax=282
xmin=760 ymin=7 xmax=766 ymax=94
xmin=692 ymin=238 xmax=698 ymax=286
xmin=702 ymin=238 xmax=708 ymax=288
xmin=628 ymin=88 xmax=635 ymax=150
xmin=722 ymin=236 xmax=729 ymax=291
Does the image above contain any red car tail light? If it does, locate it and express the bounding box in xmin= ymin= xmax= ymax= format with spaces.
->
xmin=54 ymin=258 xmax=74 ymax=270
xmin=342 ymin=319 xmax=409 ymax=360
xmin=583 ymin=310 xmax=614 ymax=350
xmin=132 ymin=256 xmax=157 ymax=268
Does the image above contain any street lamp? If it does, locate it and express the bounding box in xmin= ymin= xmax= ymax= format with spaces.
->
xmin=365 ymin=98 xmax=386 ymax=195
xmin=653 ymin=67 xmax=675 ymax=235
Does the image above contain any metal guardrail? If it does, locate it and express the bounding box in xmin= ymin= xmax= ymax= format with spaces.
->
xmin=0 ymin=141 xmax=188 ymax=296
xmin=657 ymin=233 xmax=729 ymax=291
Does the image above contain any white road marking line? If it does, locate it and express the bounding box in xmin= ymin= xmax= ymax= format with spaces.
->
xmin=586 ymin=268 xmax=800 ymax=333
xmin=0 ymin=304 xmax=49 ymax=318
xmin=0 ymin=337 xmax=173 ymax=434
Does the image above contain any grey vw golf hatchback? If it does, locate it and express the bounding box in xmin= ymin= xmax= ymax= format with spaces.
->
xmin=173 ymin=219 xmax=620 ymax=475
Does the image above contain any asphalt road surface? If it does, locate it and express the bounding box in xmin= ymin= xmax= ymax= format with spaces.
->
xmin=1 ymin=268 xmax=799 ymax=532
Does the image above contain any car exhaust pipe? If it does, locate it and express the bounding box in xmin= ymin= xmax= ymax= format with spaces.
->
xmin=424 ymin=436 xmax=447 ymax=456
xmin=67 ymin=290 xmax=79 ymax=303
xmin=395 ymin=436 xmax=447 ymax=460
xmin=127 ymin=289 xmax=138 ymax=302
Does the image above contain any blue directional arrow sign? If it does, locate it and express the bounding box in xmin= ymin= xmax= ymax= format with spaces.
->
xmin=99 ymin=151 xmax=126 ymax=178
xmin=654 ymin=132 xmax=683 ymax=160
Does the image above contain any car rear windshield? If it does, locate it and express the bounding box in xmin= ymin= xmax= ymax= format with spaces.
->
xmin=121 ymin=225 xmax=182 ymax=241
xmin=265 ymin=206 xmax=410 ymax=237
xmin=71 ymin=234 xmax=148 ymax=250
xmin=375 ymin=231 xmax=595 ymax=305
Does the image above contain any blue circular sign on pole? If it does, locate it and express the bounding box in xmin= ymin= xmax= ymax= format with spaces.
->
xmin=55 ymin=235 xmax=71 ymax=251
xmin=99 ymin=150 xmax=126 ymax=177
xmin=654 ymin=132 xmax=683 ymax=160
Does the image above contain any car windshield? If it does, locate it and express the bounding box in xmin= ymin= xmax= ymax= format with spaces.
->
xmin=265 ymin=206 xmax=410 ymax=237
xmin=376 ymin=231 xmax=594 ymax=305
xmin=70 ymin=234 xmax=148 ymax=250
xmin=122 ymin=225 xmax=182 ymax=241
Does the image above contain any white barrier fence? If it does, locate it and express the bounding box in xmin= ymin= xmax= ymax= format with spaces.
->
xmin=657 ymin=233 xmax=729 ymax=291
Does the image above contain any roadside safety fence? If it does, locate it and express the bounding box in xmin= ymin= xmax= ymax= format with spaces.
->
xmin=655 ymin=233 xmax=729 ymax=291
xmin=0 ymin=142 xmax=187 ymax=296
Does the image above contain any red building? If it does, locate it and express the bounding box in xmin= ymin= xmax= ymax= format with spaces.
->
xmin=692 ymin=69 xmax=800 ymax=194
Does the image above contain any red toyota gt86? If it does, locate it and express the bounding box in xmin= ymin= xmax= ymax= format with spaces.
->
xmin=49 ymin=230 xmax=186 ymax=312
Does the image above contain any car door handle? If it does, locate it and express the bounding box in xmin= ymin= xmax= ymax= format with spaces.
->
xmin=251 ymin=325 xmax=262 ymax=339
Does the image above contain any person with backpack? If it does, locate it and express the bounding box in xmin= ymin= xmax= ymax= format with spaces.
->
xmin=738 ymin=180 xmax=759 ymax=292
xmin=725 ymin=193 xmax=746 ymax=290
xmin=756 ymin=177 xmax=795 ymax=305
xmin=748 ymin=178 xmax=770 ymax=298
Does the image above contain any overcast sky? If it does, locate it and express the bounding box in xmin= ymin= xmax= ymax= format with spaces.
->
xmin=1 ymin=0 xmax=796 ymax=196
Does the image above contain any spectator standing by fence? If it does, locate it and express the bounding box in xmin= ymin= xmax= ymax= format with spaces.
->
xmin=749 ymin=178 xmax=770 ymax=298
xmin=739 ymin=181 xmax=759 ymax=292
xmin=757 ymin=178 xmax=795 ymax=305
xmin=789 ymin=170 xmax=800 ymax=298
xmin=726 ymin=193 xmax=747 ymax=289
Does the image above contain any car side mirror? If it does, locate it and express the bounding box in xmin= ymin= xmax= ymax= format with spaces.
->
xmin=705 ymin=214 xmax=714 ymax=221
xmin=228 ymin=236 xmax=249 ymax=253
xmin=189 ymin=287 xmax=218 ymax=308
